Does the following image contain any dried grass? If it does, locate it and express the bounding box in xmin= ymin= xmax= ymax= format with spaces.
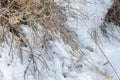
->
xmin=0 ymin=0 xmax=52 ymax=25
xmin=0 ymin=0 xmax=78 ymax=51
xmin=0 ymin=0 xmax=80 ymax=79
xmin=105 ymin=0 xmax=120 ymax=26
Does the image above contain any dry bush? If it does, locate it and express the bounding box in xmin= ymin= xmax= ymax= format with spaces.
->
xmin=0 ymin=0 xmax=78 ymax=51
xmin=0 ymin=0 xmax=80 ymax=79
xmin=0 ymin=0 xmax=52 ymax=25
xmin=105 ymin=0 xmax=120 ymax=26
xmin=0 ymin=0 xmax=53 ymax=46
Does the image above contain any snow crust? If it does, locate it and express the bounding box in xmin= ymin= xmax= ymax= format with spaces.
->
xmin=1 ymin=0 xmax=120 ymax=80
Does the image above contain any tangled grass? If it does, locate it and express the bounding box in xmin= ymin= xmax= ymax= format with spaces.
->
xmin=0 ymin=0 xmax=80 ymax=79
xmin=0 ymin=0 xmax=54 ymax=47
xmin=105 ymin=0 xmax=120 ymax=26
xmin=0 ymin=0 xmax=78 ymax=50
xmin=0 ymin=0 xmax=52 ymax=25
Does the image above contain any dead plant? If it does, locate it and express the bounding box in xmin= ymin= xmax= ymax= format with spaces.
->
xmin=105 ymin=0 xmax=120 ymax=26
xmin=0 ymin=0 xmax=80 ymax=79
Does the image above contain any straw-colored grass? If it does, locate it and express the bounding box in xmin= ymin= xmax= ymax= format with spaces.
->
xmin=0 ymin=0 xmax=52 ymax=25
xmin=0 ymin=0 xmax=78 ymax=51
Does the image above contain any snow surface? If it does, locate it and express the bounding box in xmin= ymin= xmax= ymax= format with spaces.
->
xmin=1 ymin=0 xmax=120 ymax=80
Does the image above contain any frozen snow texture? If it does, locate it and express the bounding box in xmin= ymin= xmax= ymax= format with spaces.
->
xmin=1 ymin=0 xmax=120 ymax=80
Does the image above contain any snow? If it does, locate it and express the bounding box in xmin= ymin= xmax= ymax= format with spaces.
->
xmin=1 ymin=0 xmax=120 ymax=80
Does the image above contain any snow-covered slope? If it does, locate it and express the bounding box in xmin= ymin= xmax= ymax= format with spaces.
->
xmin=1 ymin=0 xmax=120 ymax=80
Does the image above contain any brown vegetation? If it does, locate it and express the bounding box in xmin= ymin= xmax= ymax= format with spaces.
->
xmin=105 ymin=0 xmax=120 ymax=26
xmin=0 ymin=0 xmax=79 ymax=54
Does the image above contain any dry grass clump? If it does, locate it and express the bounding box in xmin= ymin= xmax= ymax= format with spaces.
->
xmin=105 ymin=0 xmax=120 ymax=26
xmin=0 ymin=0 xmax=79 ymax=79
xmin=0 ymin=0 xmax=54 ymax=48
xmin=0 ymin=0 xmax=78 ymax=51
xmin=0 ymin=0 xmax=52 ymax=25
